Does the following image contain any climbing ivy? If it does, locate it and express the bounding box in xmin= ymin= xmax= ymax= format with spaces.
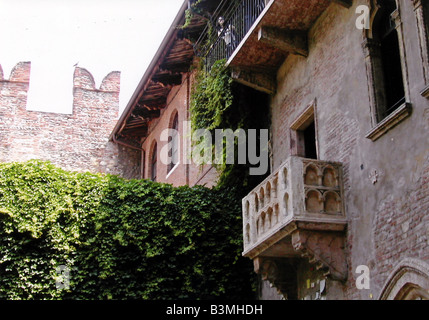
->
xmin=0 ymin=160 xmax=255 ymax=300
xmin=190 ymin=59 xmax=270 ymax=196
xmin=182 ymin=0 xmax=213 ymax=30
xmin=190 ymin=59 xmax=234 ymax=131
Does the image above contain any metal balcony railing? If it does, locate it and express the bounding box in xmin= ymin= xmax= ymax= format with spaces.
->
xmin=194 ymin=0 xmax=267 ymax=70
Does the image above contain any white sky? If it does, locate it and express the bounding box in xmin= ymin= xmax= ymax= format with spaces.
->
xmin=0 ymin=0 xmax=185 ymax=116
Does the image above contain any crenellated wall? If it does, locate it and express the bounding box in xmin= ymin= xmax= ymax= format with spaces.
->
xmin=0 ymin=61 xmax=141 ymax=179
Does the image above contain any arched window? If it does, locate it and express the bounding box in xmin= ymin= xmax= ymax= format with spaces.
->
xmin=151 ymin=142 xmax=157 ymax=181
xmin=167 ymin=112 xmax=179 ymax=173
xmin=380 ymin=258 xmax=429 ymax=300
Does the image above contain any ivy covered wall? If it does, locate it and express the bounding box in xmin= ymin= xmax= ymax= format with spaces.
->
xmin=0 ymin=160 xmax=255 ymax=300
xmin=190 ymin=59 xmax=271 ymax=196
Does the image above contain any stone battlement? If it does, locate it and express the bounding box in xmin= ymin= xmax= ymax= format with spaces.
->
xmin=0 ymin=61 xmax=140 ymax=179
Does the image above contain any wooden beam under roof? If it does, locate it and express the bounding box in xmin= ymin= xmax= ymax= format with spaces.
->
xmin=132 ymin=107 xmax=161 ymax=119
xmin=152 ymin=70 xmax=183 ymax=86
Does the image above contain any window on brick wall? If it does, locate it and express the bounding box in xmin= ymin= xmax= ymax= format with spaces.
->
xmin=373 ymin=0 xmax=405 ymax=119
xmin=363 ymin=0 xmax=412 ymax=141
xmin=167 ymin=112 xmax=179 ymax=173
xmin=290 ymin=103 xmax=318 ymax=160
xmin=151 ymin=142 xmax=157 ymax=182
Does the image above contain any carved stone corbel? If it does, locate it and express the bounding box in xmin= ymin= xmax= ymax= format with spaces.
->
xmin=291 ymin=230 xmax=348 ymax=281
xmin=253 ymin=257 xmax=298 ymax=300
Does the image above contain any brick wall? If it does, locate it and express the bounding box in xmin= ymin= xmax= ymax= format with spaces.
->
xmin=0 ymin=61 xmax=141 ymax=179
xmin=141 ymin=72 xmax=218 ymax=188
xmin=372 ymin=156 xmax=429 ymax=295
xmin=269 ymin=0 xmax=429 ymax=299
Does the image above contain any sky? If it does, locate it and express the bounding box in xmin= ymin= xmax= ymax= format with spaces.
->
xmin=0 ymin=0 xmax=185 ymax=116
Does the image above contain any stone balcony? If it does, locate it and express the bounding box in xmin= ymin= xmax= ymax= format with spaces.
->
xmin=242 ymin=156 xmax=348 ymax=288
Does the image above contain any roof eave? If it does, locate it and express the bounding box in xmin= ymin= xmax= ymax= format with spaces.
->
xmin=109 ymin=0 xmax=190 ymax=142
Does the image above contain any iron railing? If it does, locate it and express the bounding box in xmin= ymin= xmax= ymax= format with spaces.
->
xmin=194 ymin=0 xmax=267 ymax=70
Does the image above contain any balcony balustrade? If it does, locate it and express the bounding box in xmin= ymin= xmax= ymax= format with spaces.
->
xmin=242 ymin=156 xmax=347 ymax=280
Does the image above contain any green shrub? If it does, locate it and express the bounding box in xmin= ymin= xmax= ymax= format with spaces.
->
xmin=0 ymin=160 xmax=255 ymax=300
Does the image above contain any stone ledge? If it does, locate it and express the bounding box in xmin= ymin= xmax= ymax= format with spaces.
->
xmin=365 ymin=102 xmax=412 ymax=141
